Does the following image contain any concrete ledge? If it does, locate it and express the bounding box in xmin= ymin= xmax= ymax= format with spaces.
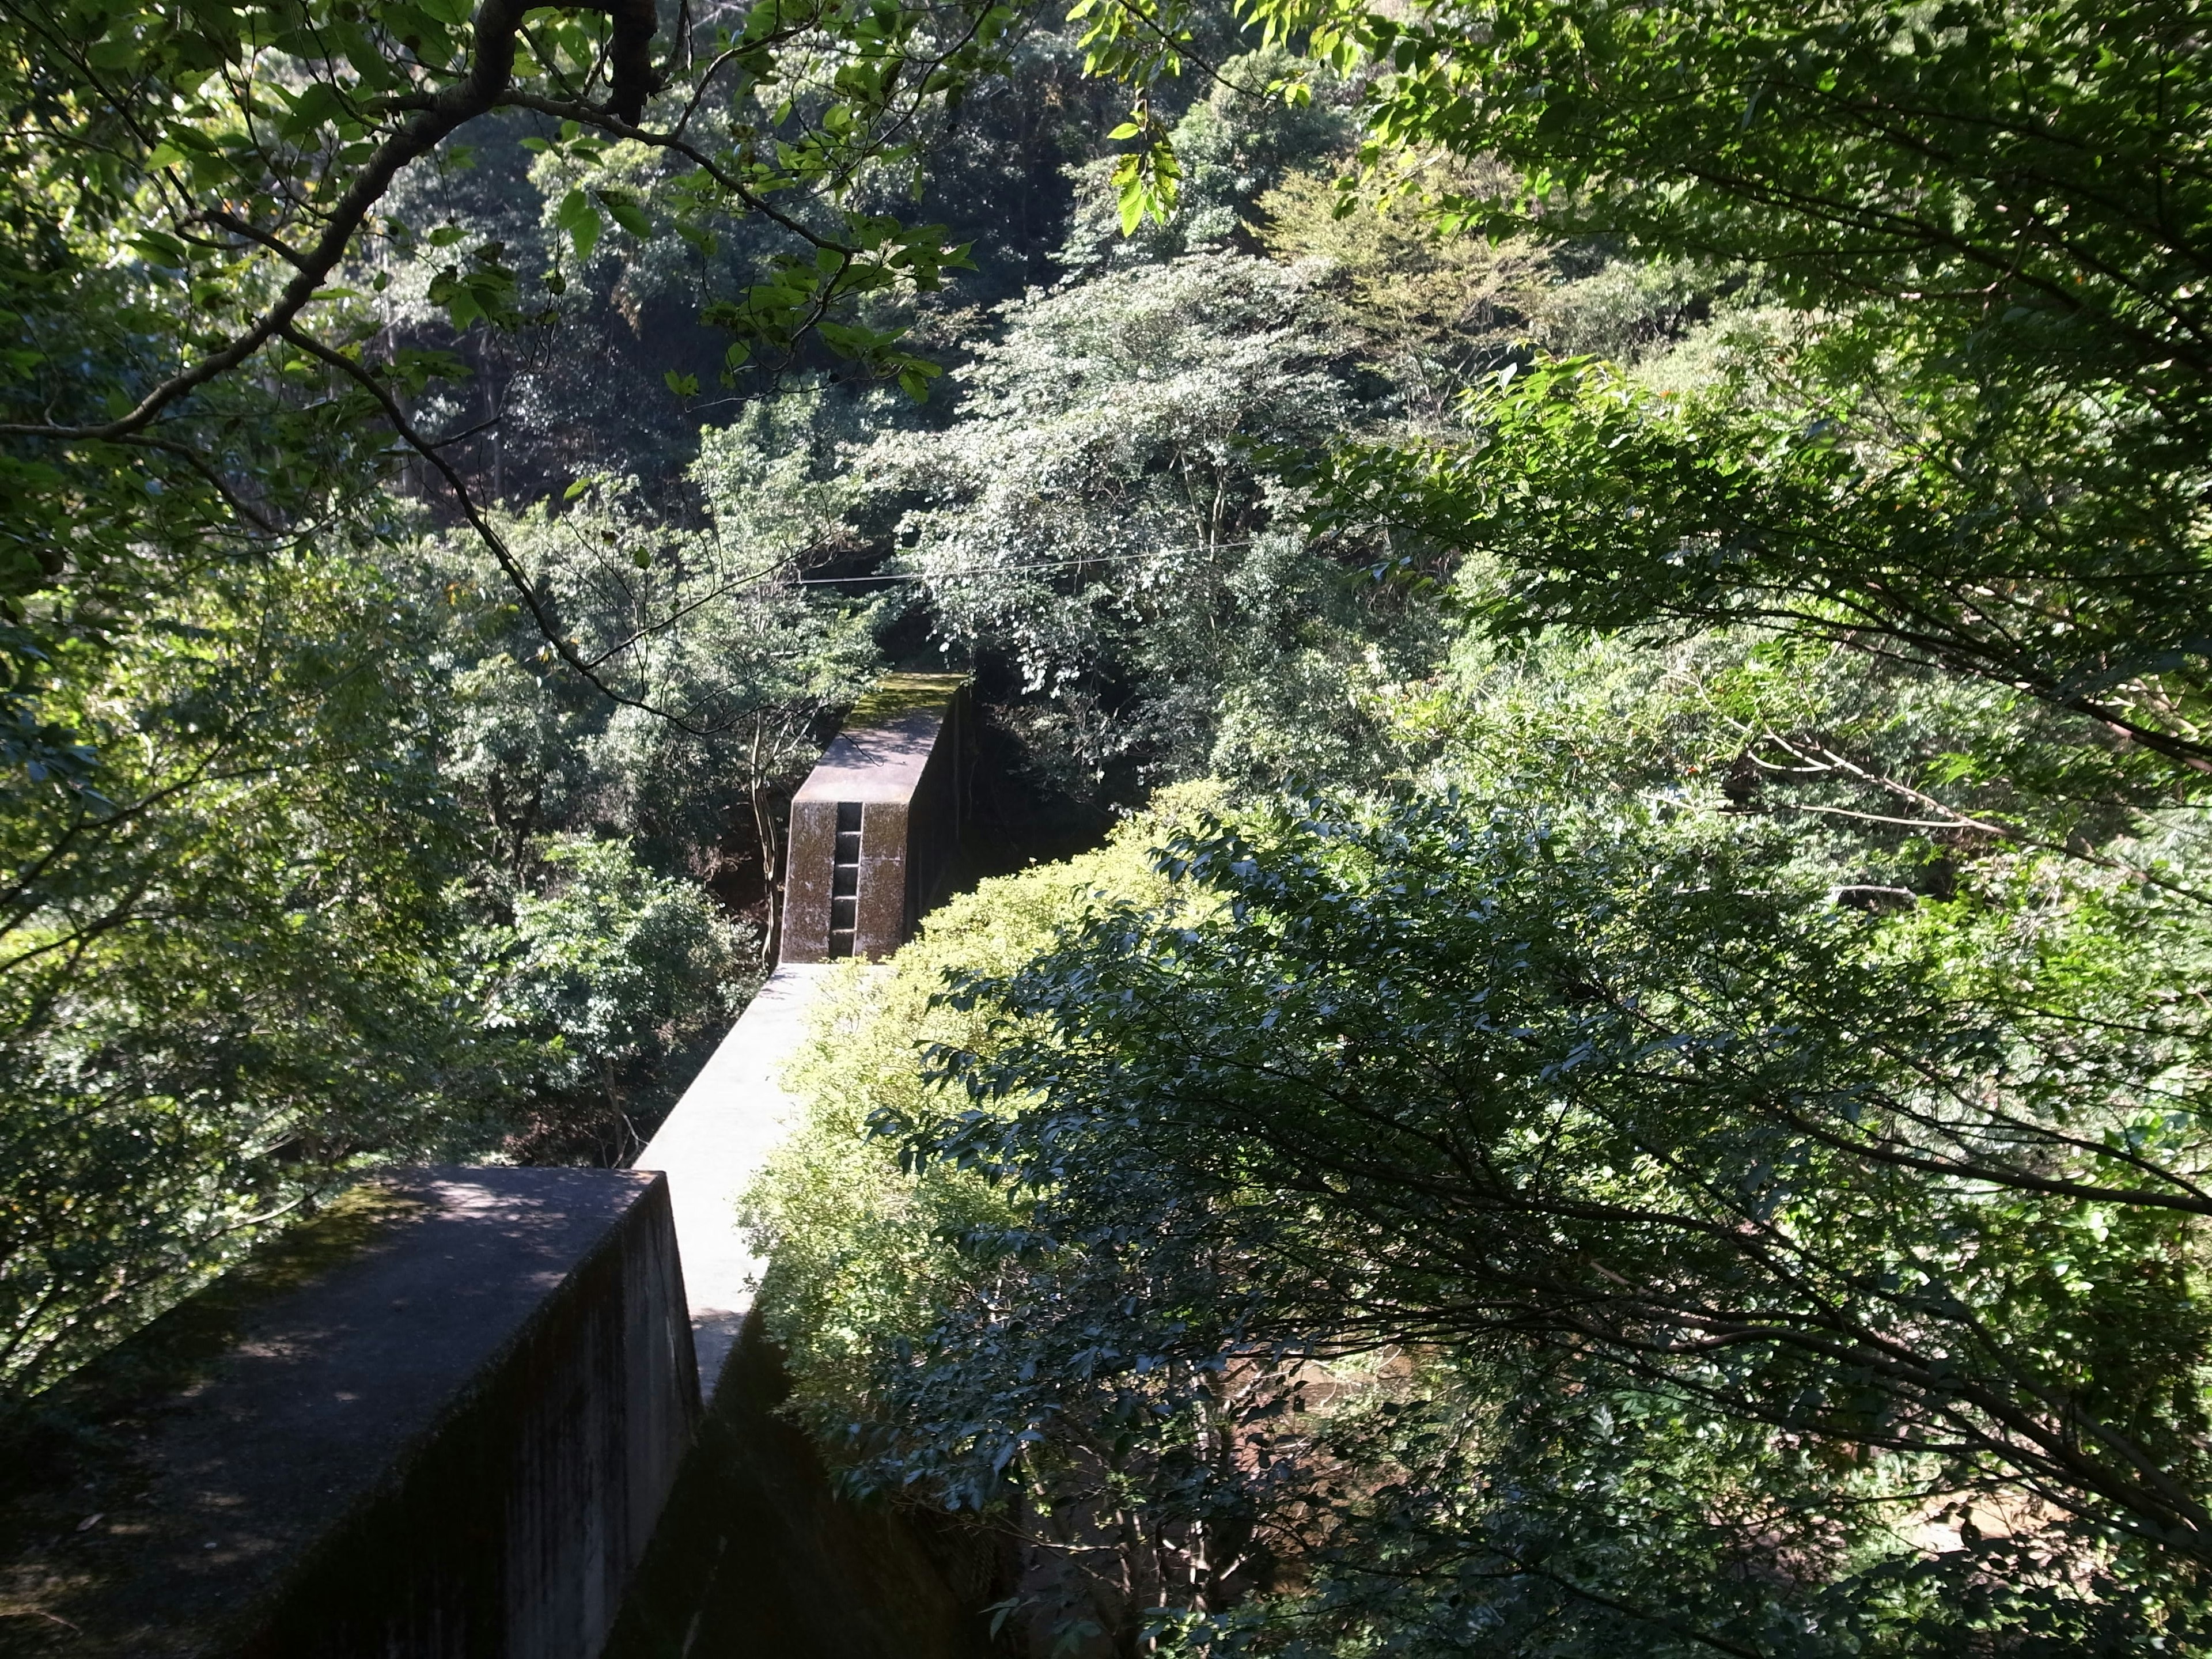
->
xmin=1 ymin=1167 xmax=698 ymax=1658
xmin=634 ymin=963 xmax=839 ymax=1402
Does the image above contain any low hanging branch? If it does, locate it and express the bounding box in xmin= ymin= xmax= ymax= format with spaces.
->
xmin=1 ymin=0 xmax=1014 ymax=717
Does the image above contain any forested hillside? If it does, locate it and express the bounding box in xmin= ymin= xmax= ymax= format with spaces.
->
xmin=6 ymin=0 xmax=2211 ymax=1652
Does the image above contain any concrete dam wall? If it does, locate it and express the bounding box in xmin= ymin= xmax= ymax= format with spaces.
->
xmin=0 ymin=674 xmax=987 ymax=1658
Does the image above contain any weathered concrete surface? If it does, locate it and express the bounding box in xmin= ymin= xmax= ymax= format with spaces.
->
xmin=0 ymin=1168 xmax=697 ymax=1659
xmin=632 ymin=964 xmax=837 ymax=1403
xmin=601 ymin=1312 xmax=997 ymax=1659
xmin=784 ymin=673 xmax=968 ymax=962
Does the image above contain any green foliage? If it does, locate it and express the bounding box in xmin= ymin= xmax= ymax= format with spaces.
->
xmin=847 ymin=251 xmax=1437 ymax=796
xmin=1339 ymin=0 xmax=2209 ymax=399
xmin=474 ymin=835 xmax=757 ymax=1164
xmin=747 ymin=589 xmax=2212 ymax=1653
xmin=0 ymin=0 xmax=1025 ymax=716
xmin=1219 ymin=0 xmax=2212 ymax=772
xmin=0 ymin=549 xmax=489 ymax=1394
xmin=14 ymin=5 xmax=2212 ymax=1657
xmin=726 ymin=14 xmax=2212 ymax=1644
xmin=868 ymin=776 xmax=2212 ymax=1650
xmin=0 ymin=407 xmax=879 ymax=1394
xmin=427 ymin=459 xmax=881 ymax=878
xmin=1315 ymin=349 xmax=2212 ymax=778
xmin=743 ymin=781 xmax=1221 ymax=1434
xmin=0 ymin=0 xmax=1074 ymax=1403
xmin=1059 ymin=48 xmax=1351 ymax=270
xmin=1256 ymin=167 xmax=1548 ymax=389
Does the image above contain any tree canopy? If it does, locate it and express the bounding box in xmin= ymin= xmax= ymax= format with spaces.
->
xmin=8 ymin=0 xmax=2212 ymax=1652
xmin=744 ymin=0 xmax=2212 ymax=1652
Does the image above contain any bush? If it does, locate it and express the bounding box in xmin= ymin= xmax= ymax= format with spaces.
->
xmin=476 ymin=834 xmax=760 ymax=1164
xmin=741 ymin=782 xmax=1224 ymax=1441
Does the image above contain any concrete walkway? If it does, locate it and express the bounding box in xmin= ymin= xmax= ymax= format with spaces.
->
xmin=611 ymin=964 xmax=989 ymax=1659
xmin=633 ymin=964 xmax=837 ymax=1401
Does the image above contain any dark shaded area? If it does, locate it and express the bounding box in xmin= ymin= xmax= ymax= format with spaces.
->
xmin=959 ymin=702 xmax=1120 ymax=879
xmin=604 ymin=1312 xmax=1005 ymax=1659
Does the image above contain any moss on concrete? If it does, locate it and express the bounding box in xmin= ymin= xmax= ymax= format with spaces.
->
xmin=2 ymin=1170 xmax=692 ymax=1658
xmin=844 ymin=672 xmax=969 ymax=730
xmin=13 ymin=1181 xmax=423 ymax=1431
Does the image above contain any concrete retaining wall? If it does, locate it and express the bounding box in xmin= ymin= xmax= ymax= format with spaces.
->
xmin=0 ymin=1168 xmax=698 ymax=1658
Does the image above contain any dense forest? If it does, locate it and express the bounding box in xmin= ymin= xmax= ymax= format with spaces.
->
xmin=5 ymin=0 xmax=2210 ymax=1651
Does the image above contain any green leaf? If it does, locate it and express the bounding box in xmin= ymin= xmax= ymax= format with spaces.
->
xmin=555 ymin=188 xmax=601 ymax=262
xmin=129 ymin=230 xmax=191 ymax=267
xmin=282 ymin=81 xmax=347 ymax=140
xmin=593 ymin=188 xmax=652 ymax=238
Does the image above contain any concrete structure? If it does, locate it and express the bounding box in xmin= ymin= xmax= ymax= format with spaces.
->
xmin=635 ymin=674 xmax=967 ymax=1400
xmin=605 ymin=672 xmax=997 ymax=1649
xmin=1 ymin=677 xmax=994 ymax=1658
xmin=781 ymin=673 xmax=968 ymax=962
xmin=0 ymin=1169 xmax=696 ymax=1659
xmin=631 ymin=962 xmax=840 ymax=1402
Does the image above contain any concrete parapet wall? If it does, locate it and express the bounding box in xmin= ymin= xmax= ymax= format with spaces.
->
xmin=0 ymin=1167 xmax=698 ymax=1658
xmin=633 ymin=962 xmax=838 ymax=1402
